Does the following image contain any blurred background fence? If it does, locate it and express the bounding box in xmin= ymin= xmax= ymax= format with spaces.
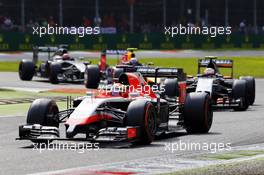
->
xmin=1 ymin=0 xmax=264 ymax=50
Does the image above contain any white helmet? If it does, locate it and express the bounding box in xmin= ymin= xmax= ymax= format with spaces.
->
xmin=130 ymin=57 xmax=138 ymax=65
xmin=204 ymin=68 xmax=215 ymax=75
xmin=62 ymin=53 xmax=70 ymax=60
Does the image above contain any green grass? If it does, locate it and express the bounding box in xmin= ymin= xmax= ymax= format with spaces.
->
xmin=204 ymin=150 xmax=264 ymax=160
xmin=0 ymin=88 xmax=84 ymax=99
xmin=165 ymin=150 xmax=264 ymax=175
xmin=0 ymin=102 xmax=67 ymax=116
xmin=0 ymin=103 xmax=31 ymax=116
xmin=165 ymin=157 xmax=264 ymax=175
xmin=1 ymin=56 xmax=264 ymax=77
xmin=0 ymin=89 xmax=83 ymax=116
xmin=0 ymin=61 xmax=19 ymax=72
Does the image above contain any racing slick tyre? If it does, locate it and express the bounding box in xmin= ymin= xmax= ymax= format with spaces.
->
xmin=162 ymin=78 xmax=179 ymax=97
xmin=183 ymin=92 xmax=213 ymax=134
xmin=18 ymin=60 xmax=35 ymax=81
xmin=126 ymin=100 xmax=156 ymax=145
xmin=49 ymin=63 xmax=61 ymax=84
xmin=232 ymin=79 xmax=249 ymax=111
xmin=240 ymin=76 xmax=255 ymax=105
xmin=27 ymin=98 xmax=59 ymax=127
xmin=84 ymin=65 xmax=100 ymax=89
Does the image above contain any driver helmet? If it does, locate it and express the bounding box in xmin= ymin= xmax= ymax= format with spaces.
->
xmin=62 ymin=53 xmax=70 ymax=60
xmin=57 ymin=48 xmax=68 ymax=56
xmin=130 ymin=57 xmax=138 ymax=65
xmin=126 ymin=52 xmax=132 ymax=61
xmin=204 ymin=68 xmax=215 ymax=75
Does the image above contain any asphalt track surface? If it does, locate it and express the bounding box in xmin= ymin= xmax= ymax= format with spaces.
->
xmin=1 ymin=50 xmax=264 ymax=62
xmin=0 ymin=72 xmax=264 ymax=174
xmin=0 ymin=72 xmax=84 ymax=92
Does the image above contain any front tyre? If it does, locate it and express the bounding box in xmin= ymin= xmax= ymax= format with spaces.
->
xmin=26 ymin=98 xmax=59 ymax=144
xmin=18 ymin=60 xmax=35 ymax=81
xmin=126 ymin=100 xmax=156 ymax=145
xmin=49 ymin=63 xmax=61 ymax=84
xmin=27 ymin=98 xmax=59 ymax=127
xmin=183 ymin=92 xmax=213 ymax=134
xmin=232 ymin=79 xmax=249 ymax=111
xmin=84 ymin=65 xmax=100 ymax=89
xmin=240 ymin=76 xmax=255 ymax=105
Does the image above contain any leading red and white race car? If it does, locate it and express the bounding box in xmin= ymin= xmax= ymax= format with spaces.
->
xmin=18 ymin=67 xmax=213 ymax=145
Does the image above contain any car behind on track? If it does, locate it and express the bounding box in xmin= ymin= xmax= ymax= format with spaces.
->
xmin=18 ymin=46 xmax=89 ymax=84
xmin=187 ymin=56 xmax=255 ymax=111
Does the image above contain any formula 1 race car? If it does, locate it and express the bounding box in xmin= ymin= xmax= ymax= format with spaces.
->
xmin=84 ymin=48 xmax=146 ymax=89
xmin=18 ymin=46 xmax=89 ymax=84
xmin=187 ymin=56 xmax=255 ymax=111
xmin=18 ymin=67 xmax=213 ymax=145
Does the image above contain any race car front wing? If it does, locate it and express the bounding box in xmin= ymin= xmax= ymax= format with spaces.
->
xmin=17 ymin=124 xmax=141 ymax=143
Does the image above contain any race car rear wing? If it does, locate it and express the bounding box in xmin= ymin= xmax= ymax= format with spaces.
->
xmin=198 ymin=58 xmax=234 ymax=77
xmin=103 ymin=48 xmax=138 ymax=64
xmin=104 ymin=48 xmax=137 ymax=55
xmin=116 ymin=65 xmax=186 ymax=82
xmin=100 ymin=50 xmax=128 ymax=66
xmin=32 ymin=45 xmax=68 ymax=64
xmin=105 ymin=50 xmax=127 ymax=55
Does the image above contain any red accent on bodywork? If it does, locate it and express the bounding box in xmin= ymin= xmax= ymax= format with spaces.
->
xmin=121 ymin=54 xmax=128 ymax=64
xmin=99 ymin=53 xmax=107 ymax=71
xmin=127 ymin=128 xmax=137 ymax=139
xmin=96 ymin=73 xmax=157 ymax=99
xmin=179 ymin=82 xmax=186 ymax=104
xmin=126 ymin=73 xmax=157 ymax=98
xmin=66 ymin=114 xmax=113 ymax=125
xmin=96 ymin=88 xmax=129 ymax=98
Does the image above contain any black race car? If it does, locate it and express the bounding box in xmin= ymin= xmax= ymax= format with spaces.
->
xmin=18 ymin=46 xmax=89 ymax=84
xmin=187 ymin=56 xmax=255 ymax=111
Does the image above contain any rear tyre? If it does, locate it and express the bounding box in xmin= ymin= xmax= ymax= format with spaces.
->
xmin=84 ymin=65 xmax=100 ymax=89
xmin=162 ymin=78 xmax=179 ymax=97
xmin=18 ymin=60 xmax=35 ymax=81
xmin=240 ymin=76 xmax=255 ymax=105
xmin=126 ymin=100 xmax=156 ymax=145
xmin=232 ymin=80 xmax=249 ymax=111
xmin=184 ymin=92 xmax=213 ymax=134
xmin=49 ymin=63 xmax=61 ymax=84
xmin=27 ymin=98 xmax=59 ymax=127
